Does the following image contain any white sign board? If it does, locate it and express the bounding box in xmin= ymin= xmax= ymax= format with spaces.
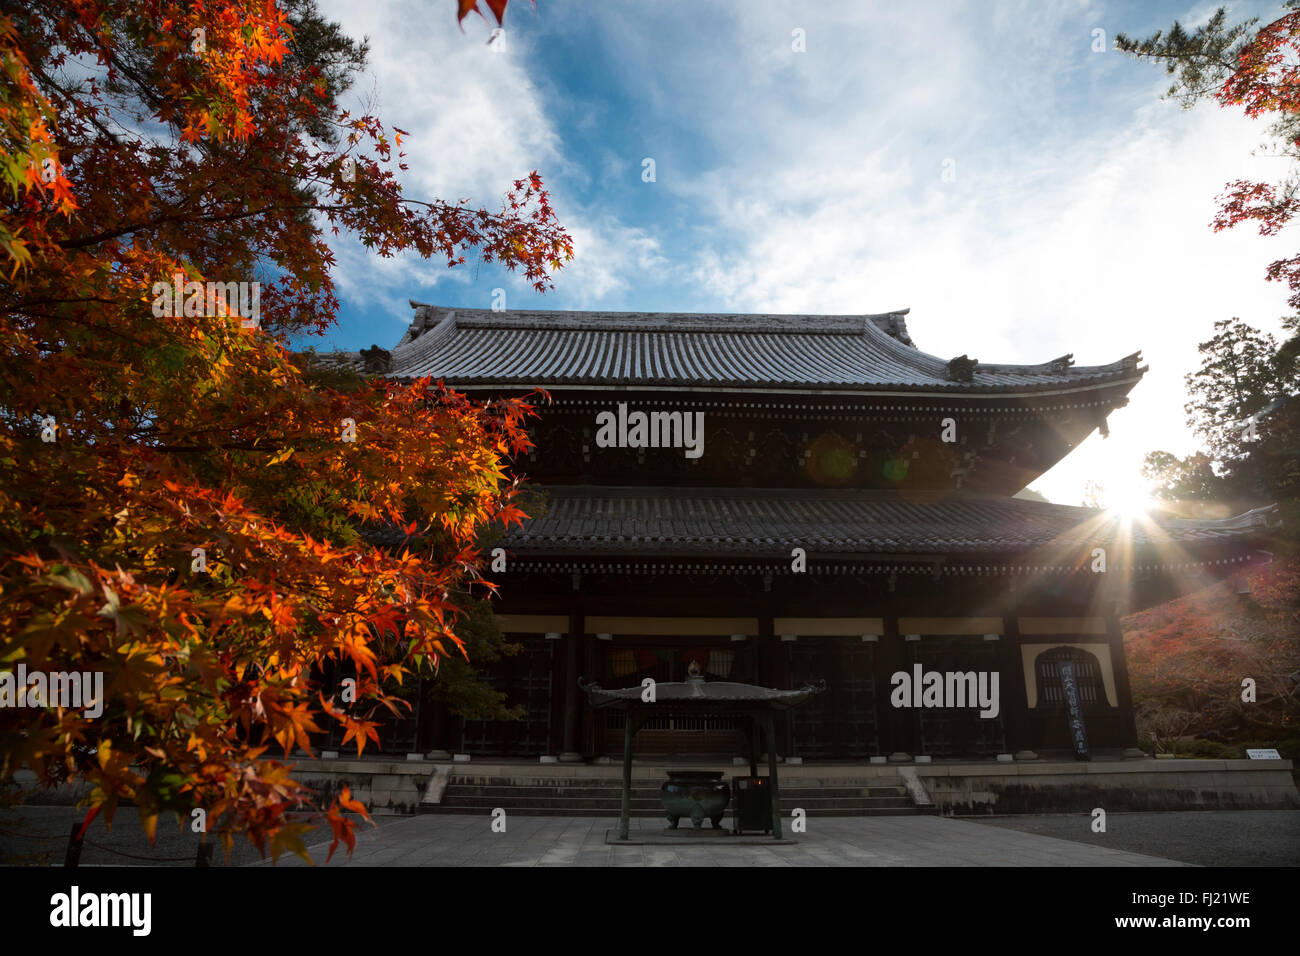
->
xmin=1246 ymin=748 xmax=1281 ymax=759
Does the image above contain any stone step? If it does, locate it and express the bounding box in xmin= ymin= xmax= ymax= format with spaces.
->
xmin=421 ymin=805 xmax=936 ymax=817
xmin=434 ymin=795 xmax=914 ymax=811
xmin=441 ymin=784 xmax=907 ymax=799
xmin=447 ymin=775 xmax=904 ymax=780
xmin=422 ymin=772 xmax=929 ymax=815
xmin=449 ymin=775 xmax=907 ymax=785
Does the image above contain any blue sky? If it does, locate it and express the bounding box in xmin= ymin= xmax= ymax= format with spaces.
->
xmin=309 ymin=0 xmax=1294 ymax=504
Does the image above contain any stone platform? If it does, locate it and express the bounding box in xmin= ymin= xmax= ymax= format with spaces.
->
xmin=274 ymin=754 xmax=1297 ymax=816
xmin=13 ymin=755 xmax=1293 ymax=817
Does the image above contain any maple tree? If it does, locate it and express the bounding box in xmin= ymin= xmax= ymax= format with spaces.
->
xmin=1107 ymin=0 xmax=1300 ymax=744
xmin=1124 ymin=316 xmax=1299 ymax=758
xmin=1119 ymin=3 xmax=1300 ymax=309
xmin=1125 ymin=557 xmax=1300 ymax=753
xmin=0 ymin=0 xmax=569 ymax=862
xmin=458 ymin=0 xmax=526 ymax=30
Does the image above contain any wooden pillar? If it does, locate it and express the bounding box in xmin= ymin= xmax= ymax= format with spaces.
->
xmin=830 ymin=640 xmax=846 ymax=757
xmin=757 ymin=609 xmax=775 ymax=685
xmin=1107 ymin=609 xmax=1141 ymax=749
xmin=877 ymin=617 xmax=910 ymax=758
xmin=427 ymin=696 xmax=455 ymax=756
xmin=619 ymin=711 xmax=635 ymax=841
xmin=413 ymin=675 xmax=433 ymax=753
xmin=765 ymin=711 xmax=782 ymax=839
xmin=582 ymin=624 xmax=597 ymax=758
xmin=560 ymin=608 xmax=583 ymax=761
xmin=758 ymin=610 xmax=791 ymax=755
xmin=999 ymin=616 xmax=1031 ymax=755
xmin=410 ymin=676 xmax=425 ymax=753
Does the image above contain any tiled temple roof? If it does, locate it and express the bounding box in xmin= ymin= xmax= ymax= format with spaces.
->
xmin=493 ymin=487 xmax=1275 ymax=557
xmin=314 ymin=303 xmax=1146 ymax=395
xmin=365 ymin=487 xmax=1276 ymax=559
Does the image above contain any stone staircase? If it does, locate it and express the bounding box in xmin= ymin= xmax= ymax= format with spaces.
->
xmin=422 ymin=769 xmax=936 ymax=817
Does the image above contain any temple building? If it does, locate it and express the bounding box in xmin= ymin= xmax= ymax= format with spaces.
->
xmin=324 ymin=302 xmax=1275 ymax=764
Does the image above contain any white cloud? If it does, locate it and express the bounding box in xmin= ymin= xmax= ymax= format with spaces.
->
xmin=561 ymin=218 xmax=668 ymax=303
xmin=317 ymin=0 xmax=560 ymax=198
xmin=585 ymin=0 xmax=1294 ymax=504
xmin=313 ymin=0 xmax=675 ymax=324
xmin=313 ymin=0 xmax=1294 ymax=509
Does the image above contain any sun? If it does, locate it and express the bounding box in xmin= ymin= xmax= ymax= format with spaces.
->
xmin=1103 ymin=475 xmax=1158 ymax=520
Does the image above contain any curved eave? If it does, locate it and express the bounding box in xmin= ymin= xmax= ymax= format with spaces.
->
xmin=363 ymin=496 xmax=1278 ymax=575
xmin=487 ymin=493 xmax=1281 ymax=574
xmin=398 ymin=374 xmax=1147 ymax=401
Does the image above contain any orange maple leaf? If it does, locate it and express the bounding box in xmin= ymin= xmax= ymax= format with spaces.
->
xmin=458 ymin=0 xmax=510 ymax=26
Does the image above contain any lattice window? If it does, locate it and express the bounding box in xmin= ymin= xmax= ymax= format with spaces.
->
xmin=460 ymin=639 xmax=553 ymax=756
xmin=706 ymin=649 xmax=734 ymax=678
xmin=608 ymin=649 xmax=637 ymax=679
xmin=910 ymin=636 xmax=1005 ymax=757
xmin=787 ymin=640 xmax=878 ymax=758
xmin=1035 ymin=646 xmax=1104 ymax=708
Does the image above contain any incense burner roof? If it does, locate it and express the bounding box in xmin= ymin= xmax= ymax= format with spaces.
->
xmin=580 ymin=678 xmax=824 ymax=710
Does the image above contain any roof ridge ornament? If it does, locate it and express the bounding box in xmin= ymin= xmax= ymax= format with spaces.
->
xmin=403 ymin=301 xmax=457 ymax=341
xmin=359 ymin=344 xmax=392 ymax=374
xmin=875 ymin=310 xmax=915 ymax=346
xmin=404 ymin=302 xmax=435 ymax=340
xmin=946 ymin=354 xmax=979 ymax=382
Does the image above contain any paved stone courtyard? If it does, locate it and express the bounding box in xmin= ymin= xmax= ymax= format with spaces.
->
xmin=256 ymin=814 xmax=1188 ymax=867
xmin=969 ymin=809 xmax=1300 ymax=868
xmin=4 ymin=806 xmax=1296 ymax=867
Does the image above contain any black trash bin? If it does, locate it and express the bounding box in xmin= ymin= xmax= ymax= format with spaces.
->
xmin=731 ymin=776 xmax=771 ymax=834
